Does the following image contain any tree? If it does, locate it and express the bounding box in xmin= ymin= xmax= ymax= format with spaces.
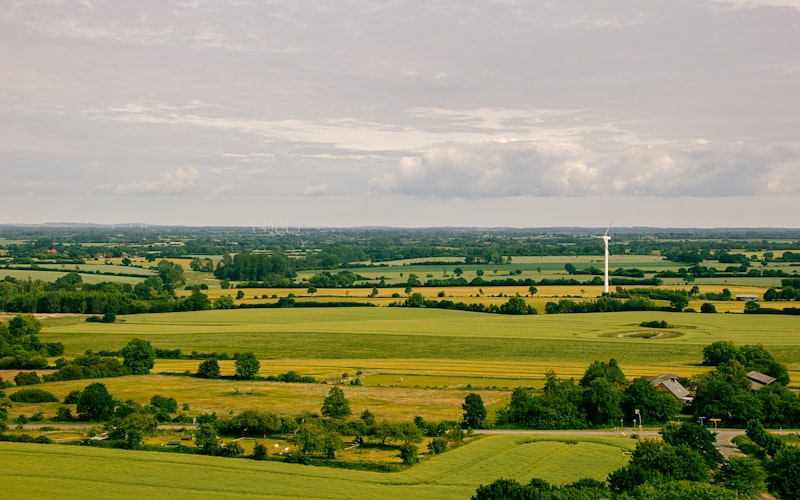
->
xmin=499 ymin=295 xmax=532 ymax=315
xmin=462 ymin=393 xmax=488 ymax=429
xmin=321 ymin=386 xmax=351 ymax=419
xmin=670 ymin=295 xmax=689 ymax=311
xmin=715 ymin=457 xmax=765 ymax=497
xmin=14 ymin=371 xmax=42 ymax=386
xmin=8 ymin=314 xmax=41 ymax=337
xmin=196 ymin=358 xmax=221 ymax=379
xmin=622 ymin=377 xmax=681 ymax=424
xmin=582 ymin=377 xmax=623 ymax=427
xmin=399 ymin=442 xmax=419 ymax=465
xmin=767 ymin=446 xmax=800 ymax=500
xmin=213 ymin=295 xmax=235 ymax=309
xmin=453 ymin=267 xmax=464 ymax=277
xmin=234 ymin=352 xmax=260 ymax=379
xmin=703 ymin=341 xmax=739 ymax=366
xmin=253 ymin=443 xmax=268 ymax=460
xmin=121 ymin=338 xmax=156 ymax=375
xmin=406 ymin=292 xmax=425 ymax=307
xmin=157 ymin=259 xmax=185 ymax=291
xmin=700 ymin=302 xmax=717 ymax=313
xmin=295 ymin=421 xmax=341 ymax=458
xmin=661 ymin=422 xmax=724 ymax=467
xmin=77 ymin=382 xmax=116 ymax=421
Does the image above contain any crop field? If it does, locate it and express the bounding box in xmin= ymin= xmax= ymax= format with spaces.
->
xmin=179 ymin=283 xmax=786 ymax=315
xmin=0 ymin=435 xmax=636 ymax=499
xmin=39 ymin=308 xmax=800 ymax=381
xmin=0 ymin=269 xmax=148 ymax=285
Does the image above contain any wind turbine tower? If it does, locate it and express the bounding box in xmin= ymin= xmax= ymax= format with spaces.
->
xmin=592 ymin=222 xmax=613 ymax=294
xmin=602 ymin=227 xmax=611 ymax=294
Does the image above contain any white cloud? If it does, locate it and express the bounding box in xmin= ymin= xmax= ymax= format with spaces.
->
xmin=370 ymin=140 xmax=800 ymax=199
xmin=303 ymin=183 xmax=329 ymax=196
xmin=113 ymin=166 xmax=199 ymax=195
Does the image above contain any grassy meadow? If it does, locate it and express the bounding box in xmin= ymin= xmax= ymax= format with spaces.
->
xmin=0 ymin=435 xmax=636 ymax=499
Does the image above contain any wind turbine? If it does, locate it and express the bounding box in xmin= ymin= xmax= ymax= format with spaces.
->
xmin=593 ymin=221 xmax=613 ymax=294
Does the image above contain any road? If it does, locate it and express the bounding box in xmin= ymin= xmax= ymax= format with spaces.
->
xmin=21 ymin=424 xmax=799 ymax=459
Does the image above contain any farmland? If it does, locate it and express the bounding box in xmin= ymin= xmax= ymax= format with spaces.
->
xmin=0 ymin=435 xmax=636 ymax=499
xmin=2 ymin=226 xmax=800 ymax=498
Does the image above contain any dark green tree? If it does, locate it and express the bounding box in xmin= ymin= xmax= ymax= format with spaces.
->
xmin=661 ymin=422 xmax=724 ymax=467
xmin=462 ymin=393 xmax=488 ymax=429
xmin=767 ymin=446 xmax=800 ymax=500
xmin=582 ymin=377 xmax=623 ymax=427
xmin=703 ymin=341 xmax=739 ymax=366
xmin=715 ymin=457 xmax=765 ymax=498
xmin=120 ymin=338 xmax=156 ymax=375
xmin=196 ymin=358 xmax=221 ymax=379
xmin=321 ymin=386 xmax=351 ymax=419
xmin=77 ymin=382 xmax=116 ymax=421
xmin=399 ymin=442 xmax=419 ymax=465
xmin=8 ymin=314 xmax=41 ymax=337
xmin=700 ymin=302 xmax=717 ymax=313
xmin=234 ymin=352 xmax=260 ymax=379
xmin=622 ymin=377 xmax=681 ymax=424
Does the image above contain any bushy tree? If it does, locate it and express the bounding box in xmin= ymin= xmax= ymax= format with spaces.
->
xmin=196 ymin=358 xmax=221 ymax=379
xmin=608 ymin=439 xmax=710 ymax=493
xmin=120 ymin=338 xmax=156 ymax=375
xmin=767 ymin=446 xmax=800 ymax=500
xmin=321 ymin=386 xmax=351 ymax=419
xmin=462 ymin=393 xmax=488 ymax=429
xmin=622 ymin=377 xmax=681 ymax=424
xmin=715 ymin=457 xmax=765 ymax=498
xmin=295 ymin=421 xmax=341 ymax=459
xmin=234 ymin=352 xmax=260 ymax=379
xmin=13 ymin=371 xmax=42 ymax=386
xmin=399 ymin=442 xmax=419 ymax=465
xmin=77 ymin=383 xmax=116 ymax=421
xmin=661 ymin=422 xmax=724 ymax=467
xmin=9 ymin=388 xmax=59 ymax=403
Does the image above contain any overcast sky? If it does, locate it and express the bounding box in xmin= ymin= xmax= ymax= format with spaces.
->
xmin=2 ymin=0 xmax=799 ymax=228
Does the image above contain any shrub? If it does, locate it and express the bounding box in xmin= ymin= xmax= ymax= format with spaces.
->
xmin=427 ymin=437 xmax=448 ymax=454
xmin=700 ymin=302 xmax=717 ymax=313
xmin=64 ymin=390 xmax=82 ymax=404
xmin=399 ymin=443 xmax=419 ymax=465
xmin=196 ymin=358 xmax=221 ymax=379
xmin=10 ymin=388 xmax=60 ymax=403
xmin=14 ymin=371 xmax=42 ymax=386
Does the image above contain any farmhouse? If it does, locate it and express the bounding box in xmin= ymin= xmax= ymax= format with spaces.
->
xmin=649 ymin=374 xmax=693 ymax=404
xmin=746 ymin=370 xmax=776 ymax=391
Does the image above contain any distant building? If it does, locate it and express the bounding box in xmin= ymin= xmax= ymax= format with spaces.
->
xmin=746 ymin=371 xmax=776 ymax=391
xmin=736 ymin=294 xmax=759 ymax=301
xmin=649 ymin=374 xmax=693 ymax=404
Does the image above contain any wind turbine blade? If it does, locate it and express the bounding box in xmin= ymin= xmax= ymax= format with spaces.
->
xmin=604 ymin=219 xmax=615 ymax=237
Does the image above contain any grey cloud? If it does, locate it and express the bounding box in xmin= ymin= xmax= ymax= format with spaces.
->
xmin=370 ymin=141 xmax=800 ymax=199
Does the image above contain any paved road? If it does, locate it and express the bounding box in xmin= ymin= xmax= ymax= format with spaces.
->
xmin=22 ymin=424 xmax=799 ymax=459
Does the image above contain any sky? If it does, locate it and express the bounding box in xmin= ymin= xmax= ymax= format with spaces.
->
xmin=2 ymin=0 xmax=799 ymax=229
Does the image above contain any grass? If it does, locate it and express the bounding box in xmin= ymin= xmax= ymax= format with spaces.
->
xmin=0 ymin=434 xmax=634 ymax=499
xmin=41 ymin=308 xmax=800 ymax=368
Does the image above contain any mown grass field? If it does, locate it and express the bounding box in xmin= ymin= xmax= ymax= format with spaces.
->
xmin=0 ymin=435 xmax=636 ymax=499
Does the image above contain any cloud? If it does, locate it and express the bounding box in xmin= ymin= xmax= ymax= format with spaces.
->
xmin=370 ymin=140 xmax=800 ymax=199
xmin=113 ymin=166 xmax=199 ymax=194
xmin=303 ymin=183 xmax=329 ymax=196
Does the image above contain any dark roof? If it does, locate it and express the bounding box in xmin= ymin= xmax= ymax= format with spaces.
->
xmin=649 ymin=374 xmax=692 ymax=401
xmin=747 ymin=371 xmax=776 ymax=390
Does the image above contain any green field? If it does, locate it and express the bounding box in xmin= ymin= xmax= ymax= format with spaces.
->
xmin=41 ymin=308 xmax=800 ymax=369
xmin=0 ymin=268 xmax=149 ymax=285
xmin=7 ymin=305 xmax=799 ymax=497
xmin=0 ymin=435 xmax=635 ymax=499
